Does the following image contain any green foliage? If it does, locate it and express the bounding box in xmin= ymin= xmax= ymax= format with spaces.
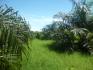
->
xmin=0 ymin=5 xmax=30 ymax=70
xmin=70 ymin=0 xmax=93 ymax=30
xmin=42 ymin=0 xmax=93 ymax=54
xmin=30 ymin=31 xmax=44 ymax=39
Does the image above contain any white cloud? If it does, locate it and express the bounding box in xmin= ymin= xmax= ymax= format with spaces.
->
xmin=27 ymin=16 xmax=63 ymax=31
xmin=28 ymin=17 xmax=53 ymax=31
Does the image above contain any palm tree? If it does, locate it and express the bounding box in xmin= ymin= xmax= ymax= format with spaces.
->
xmin=0 ymin=5 xmax=30 ymax=70
xmin=70 ymin=0 xmax=93 ymax=30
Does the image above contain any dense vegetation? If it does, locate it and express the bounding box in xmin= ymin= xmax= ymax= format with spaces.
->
xmin=42 ymin=0 xmax=93 ymax=54
xmin=0 ymin=5 xmax=30 ymax=70
xmin=1 ymin=0 xmax=93 ymax=70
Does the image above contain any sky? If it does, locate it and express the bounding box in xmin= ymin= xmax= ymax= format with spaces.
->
xmin=6 ymin=0 xmax=72 ymax=31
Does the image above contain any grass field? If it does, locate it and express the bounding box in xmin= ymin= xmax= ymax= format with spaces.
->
xmin=22 ymin=39 xmax=93 ymax=70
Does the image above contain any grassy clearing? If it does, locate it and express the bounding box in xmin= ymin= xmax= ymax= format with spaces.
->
xmin=22 ymin=39 xmax=93 ymax=70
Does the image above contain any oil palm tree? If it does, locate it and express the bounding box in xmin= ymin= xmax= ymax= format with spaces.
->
xmin=0 ymin=5 xmax=30 ymax=70
xmin=70 ymin=0 xmax=93 ymax=29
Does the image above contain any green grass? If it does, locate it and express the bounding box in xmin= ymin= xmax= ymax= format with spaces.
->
xmin=22 ymin=39 xmax=93 ymax=70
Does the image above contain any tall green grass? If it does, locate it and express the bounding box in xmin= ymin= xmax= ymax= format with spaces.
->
xmin=22 ymin=39 xmax=93 ymax=70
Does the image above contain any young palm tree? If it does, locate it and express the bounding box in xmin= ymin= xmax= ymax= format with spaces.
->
xmin=0 ymin=5 xmax=30 ymax=70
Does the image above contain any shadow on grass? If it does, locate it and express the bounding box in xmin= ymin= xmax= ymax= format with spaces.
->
xmin=47 ymin=42 xmax=74 ymax=54
xmin=47 ymin=42 xmax=91 ymax=56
